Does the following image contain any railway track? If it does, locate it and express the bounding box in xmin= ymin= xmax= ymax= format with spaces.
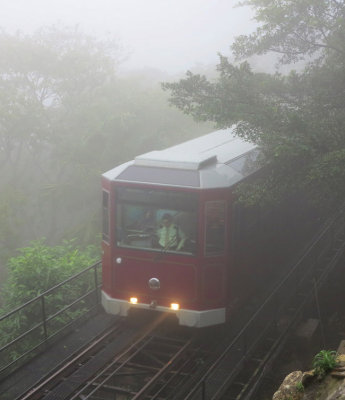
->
xmin=183 ymin=214 xmax=345 ymax=400
xmin=70 ymin=332 xmax=193 ymax=399
xmin=15 ymin=212 xmax=345 ymax=400
xmin=18 ymin=248 xmax=345 ymax=400
xmin=18 ymin=312 xmax=216 ymax=400
xmin=18 ymin=319 xmax=133 ymax=400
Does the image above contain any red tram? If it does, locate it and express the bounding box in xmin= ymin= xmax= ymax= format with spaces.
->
xmin=101 ymin=128 xmax=275 ymax=327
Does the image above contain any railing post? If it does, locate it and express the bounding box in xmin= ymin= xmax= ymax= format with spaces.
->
xmin=41 ymin=295 xmax=48 ymax=341
xmin=94 ymin=264 xmax=100 ymax=305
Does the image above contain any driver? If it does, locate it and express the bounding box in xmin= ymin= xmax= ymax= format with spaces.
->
xmin=157 ymin=213 xmax=186 ymax=251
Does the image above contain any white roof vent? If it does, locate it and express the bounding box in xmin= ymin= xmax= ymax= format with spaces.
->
xmin=134 ymin=152 xmax=217 ymax=170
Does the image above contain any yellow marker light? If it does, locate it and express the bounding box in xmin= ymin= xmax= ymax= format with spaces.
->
xmin=130 ymin=297 xmax=138 ymax=304
xmin=170 ymin=303 xmax=180 ymax=311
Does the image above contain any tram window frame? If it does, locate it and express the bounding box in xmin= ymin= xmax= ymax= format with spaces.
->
xmin=102 ymin=190 xmax=110 ymax=243
xmin=115 ymin=187 xmax=198 ymax=255
xmin=204 ymin=200 xmax=226 ymax=256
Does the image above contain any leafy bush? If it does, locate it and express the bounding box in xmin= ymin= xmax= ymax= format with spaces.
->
xmin=312 ymin=350 xmax=338 ymax=378
xmin=1 ymin=239 xmax=99 ymax=309
xmin=0 ymin=239 xmax=101 ymax=373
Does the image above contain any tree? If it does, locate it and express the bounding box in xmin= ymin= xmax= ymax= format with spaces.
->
xmin=0 ymin=27 xmax=122 ymax=249
xmin=232 ymin=0 xmax=345 ymax=64
xmin=162 ymin=0 xmax=345 ymax=208
xmin=0 ymin=27 xmax=210 ymax=274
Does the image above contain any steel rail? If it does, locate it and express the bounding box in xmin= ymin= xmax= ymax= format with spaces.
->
xmin=184 ymin=209 xmax=345 ymax=400
xmin=236 ymin=237 xmax=345 ymax=400
xmin=18 ymin=323 xmax=122 ymax=400
xmin=131 ymin=338 xmax=193 ymax=400
xmin=69 ymin=312 xmax=170 ymax=400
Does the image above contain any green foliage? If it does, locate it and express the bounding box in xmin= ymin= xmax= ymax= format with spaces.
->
xmin=312 ymin=350 xmax=338 ymax=378
xmin=163 ymin=0 xmax=345 ymax=209
xmin=233 ymin=0 xmax=345 ymax=65
xmin=1 ymin=239 xmax=99 ymax=309
xmin=0 ymin=27 xmax=209 ymax=275
xmin=0 ymin=239 xmax=101 ymax=372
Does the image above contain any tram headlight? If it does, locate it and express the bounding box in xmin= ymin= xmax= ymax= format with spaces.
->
xmin=170 ymin=303 xmax=180 ymax=311
xmin=130 ymin=297 xmax=138 ymax=304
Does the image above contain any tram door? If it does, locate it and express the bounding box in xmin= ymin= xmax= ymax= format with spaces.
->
xmin=201 ymin=200 xmax=227 ymax=309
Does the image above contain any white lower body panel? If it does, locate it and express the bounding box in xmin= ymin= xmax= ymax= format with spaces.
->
xmin=101 ymin=291 xmax=225 ymax=328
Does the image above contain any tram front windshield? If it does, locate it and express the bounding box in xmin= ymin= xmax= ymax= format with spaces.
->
xmin=116 ymin=187 xmax=198 ymax=255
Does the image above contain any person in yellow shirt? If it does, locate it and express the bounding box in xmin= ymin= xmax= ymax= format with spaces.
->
xmin=157 ymin=213 xmax=186 ymax=251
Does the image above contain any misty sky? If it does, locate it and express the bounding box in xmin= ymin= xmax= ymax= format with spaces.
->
xmin=0 ymin=0 xmax=255 ymax=73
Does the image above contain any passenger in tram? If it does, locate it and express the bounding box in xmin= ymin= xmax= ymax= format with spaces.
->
xmin=156 ymin=213 xmax=186 ymax=251
xmin=132 ymin=209 xmax=155 ymax=232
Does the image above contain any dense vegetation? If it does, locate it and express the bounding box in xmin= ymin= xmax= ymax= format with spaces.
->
xmin=3 ymin=0 xmax=345 ymax=302
xmin=0 ymin=27 xmax=211 ymax=366
xmin=163 ymin=0 xmax=345 ymax=208
xmin=1 ymin=0 xmax=344 ymax=375
xmin=0 ymin=27 xmax=210 ymax=284
xmin=0 ymin=240 xmax=100 ymax=371
xmin=1 ymin=239 xmax=99 ymax=309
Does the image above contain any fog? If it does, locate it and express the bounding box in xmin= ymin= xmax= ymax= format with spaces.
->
xmin=0 ymin=0 xmax=257 ymax=279
xmin=0 ymin=0 xmax=254 ymax=73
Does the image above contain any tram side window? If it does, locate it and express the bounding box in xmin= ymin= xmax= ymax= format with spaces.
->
xmin=102 ymin=191 xmax=110 ymax=242
xmin=205 ymin=201 xmax=226 ymax=255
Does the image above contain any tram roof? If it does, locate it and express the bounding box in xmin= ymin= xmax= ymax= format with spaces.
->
xmin=103 ymin=127 xmax=260 ymax=189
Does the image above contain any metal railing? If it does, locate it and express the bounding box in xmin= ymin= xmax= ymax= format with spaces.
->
xmin=0 ymin=261 xmax=102 ymax=380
